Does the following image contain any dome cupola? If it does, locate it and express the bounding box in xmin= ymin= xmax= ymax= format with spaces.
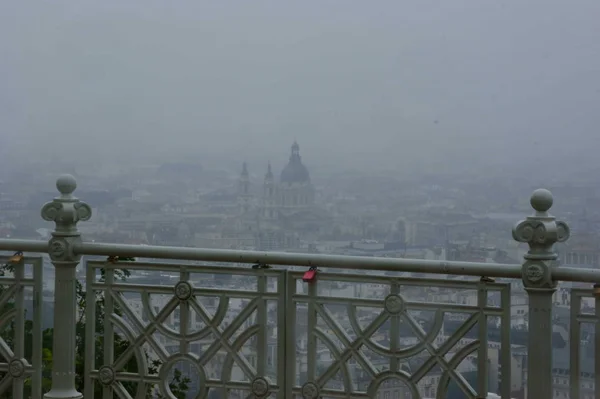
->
xmin=280 ymin=141 xmax=310 ymax=184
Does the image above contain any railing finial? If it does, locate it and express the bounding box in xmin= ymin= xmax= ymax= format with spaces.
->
xmin=529 ymin=188 xmax=553 ymax=214
xmin=512 ymin=188 xmax=570 ymax=269
xmin=56 ymin=174 xmax=77 ymax=198
xmin=41 ymin=174 xmax=91 ymax=238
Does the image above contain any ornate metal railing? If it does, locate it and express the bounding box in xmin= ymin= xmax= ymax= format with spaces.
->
xmin=83 ymin=259 xmax=286 ymax=398
xmin=0 ymin=175 xmax=598 ymax=399
xmin=286 ymin=271 xmax=513 ymax=399
xmin=0 ymin=255 xmax=43 ymax=399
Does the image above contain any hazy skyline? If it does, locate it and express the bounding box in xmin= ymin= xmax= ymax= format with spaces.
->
xmin=2 ymin=0 xmax=599 ymax=173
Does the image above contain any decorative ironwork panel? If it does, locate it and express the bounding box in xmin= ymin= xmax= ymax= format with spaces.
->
xmin=286 ymin=271 xmax=512 ymax=399
xmin=0 ymin=255 xmax=43 ymax=399
xmin=84 ymin=260 xmax=286 ymax=399
xmin=568 ymin=288 xmax=598 ymax=399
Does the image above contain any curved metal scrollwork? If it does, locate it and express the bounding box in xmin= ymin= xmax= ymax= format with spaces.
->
xmin=85 ymin=261 xmax=286 ymax=398
xmin=290 ymin=272 xmax=512 ymax=398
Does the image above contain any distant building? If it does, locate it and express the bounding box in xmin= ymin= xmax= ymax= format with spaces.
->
xmin=227 ymin=142 xmax=331 ymax=250
xmin=559 ymin=233 xmax=600 ymax=268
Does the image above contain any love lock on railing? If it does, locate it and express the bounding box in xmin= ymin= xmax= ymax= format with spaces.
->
xmin=8 ymin=251 xmax=23 ymax=264
xmin=1 ymin=251 xmax=23 ymax=271
xmin=302 ymin=266 xmax=318 ymax=283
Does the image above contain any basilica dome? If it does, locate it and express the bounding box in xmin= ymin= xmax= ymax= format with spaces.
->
xmin=280 ymin=142 xmax=311 ymax=184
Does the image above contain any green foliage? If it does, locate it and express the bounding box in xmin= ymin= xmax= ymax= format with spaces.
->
xmin=158 ymin=368 xmax=191 ymax=399
xmin=0 ymin=260 xmax=190 ymax=398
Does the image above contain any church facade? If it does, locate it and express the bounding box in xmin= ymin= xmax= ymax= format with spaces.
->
xmin=231 ymin=142 xmax=326 ymax=250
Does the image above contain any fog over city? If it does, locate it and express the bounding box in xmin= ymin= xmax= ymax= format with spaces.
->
xmin=2 ymin=0 xmax=599 ymax=175
xmin=4 ymin=2 xmax=600 ymax=399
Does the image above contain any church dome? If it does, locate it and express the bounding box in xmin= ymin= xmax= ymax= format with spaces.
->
xmin=281 ymin=163 xmax=310 ymax=184
xmin=280 ymin=142 xmax=311 ymax=184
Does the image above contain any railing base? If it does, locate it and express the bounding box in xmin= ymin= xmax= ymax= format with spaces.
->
xmin=43 ymin=389 xmax=83 ymax=399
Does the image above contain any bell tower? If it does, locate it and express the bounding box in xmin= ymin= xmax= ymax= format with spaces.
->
xmin=263 ymin=162 xmax=276 ymax=219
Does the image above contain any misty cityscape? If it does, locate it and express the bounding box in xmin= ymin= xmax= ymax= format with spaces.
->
xmin=1 ymin=1 xmax=600 ymax=399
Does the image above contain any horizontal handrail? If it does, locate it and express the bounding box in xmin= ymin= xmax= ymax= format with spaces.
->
xmin=3 ymin=238 xmax=600 ymax=283
xmin=553 ymin=267 xmax=600 ymax=284
xmin=0 ymin=239 xmax=47 ymax=253
xmin=76 ymin=241 xmax=523 ymax=278
xmin=0 ymin=239 xmax=600 ymax=284
xmin=0 ymin=237 xmax=520 ymax=279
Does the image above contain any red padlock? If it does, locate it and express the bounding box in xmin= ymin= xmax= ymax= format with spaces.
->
xmin=303 ymin=266 xmax=318 ymax=282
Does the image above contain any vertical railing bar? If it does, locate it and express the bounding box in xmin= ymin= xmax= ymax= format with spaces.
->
xmin=176 ymin=267 xmax=191 ymax=399
xmin=525 ymin=288 xmax=555 ymax=398
xmin=277 ymin=270 xmax=287 ymax=399
xmin=477 ymin=282 xmax=488 ymax=397
xmin=499 ymin=284 xmax=512 ymax=399
xmin=594 ymin=287 xmax=600 ymax=399
xmin=389 ymin=281 xmax=400 ymax=373
xmin=179 ymin=268 xmax=190 ymax=355
xmin=306 ymin=277 xmax=317 ymax=383
xmin=102 ymin=266 xmax=115 ymax=399
xmin=256 ymin=270 xmax=267 ymax=378
xmin=284 ymin=273 xmax=297 ymax=398
xmin=31 ymin=258 xmax=43 ymax=399
xmin=12 ymin=257 xmax=25 ymax=399
xmin=570 ymin=290 xmax=581 ymax=399
xmin=84 ymin=261 xmax=96 ymax=398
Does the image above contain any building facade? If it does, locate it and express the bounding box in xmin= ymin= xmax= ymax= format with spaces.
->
xmin=230 ymin=142 xmax=328 ymax=250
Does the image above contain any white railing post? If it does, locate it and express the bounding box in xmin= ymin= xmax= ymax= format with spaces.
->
xmin=41 ymin=175 xmax=92 ymax=399
xmin=513 ymin=189 xmax=570 ymax=398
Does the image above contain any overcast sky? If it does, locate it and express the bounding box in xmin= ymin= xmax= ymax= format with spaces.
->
xmin=1 ymin=0 xmax=599 ymax=173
